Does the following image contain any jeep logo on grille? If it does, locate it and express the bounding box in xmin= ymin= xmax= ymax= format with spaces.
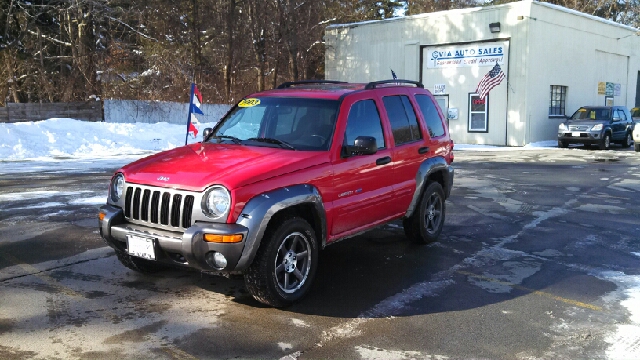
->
xmin=157 ymin=176 xmax=170 ymax=181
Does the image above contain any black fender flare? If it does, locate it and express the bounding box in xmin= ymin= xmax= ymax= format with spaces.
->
xmin=233 ymin=184 xmax=327 ymax=271
xmin=404 ymin=156 xmax=454 ymax=219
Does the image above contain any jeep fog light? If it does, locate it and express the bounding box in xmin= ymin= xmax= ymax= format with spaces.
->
xmin=205 ymin=251 xmax=228 ymax=269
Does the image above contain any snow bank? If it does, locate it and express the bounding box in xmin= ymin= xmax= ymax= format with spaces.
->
xmin=1 ymin=118 xmax=216 ymax=161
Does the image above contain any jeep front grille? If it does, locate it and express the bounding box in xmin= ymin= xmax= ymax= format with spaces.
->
xmin=124 ymin=185 xmax=196 ymax=230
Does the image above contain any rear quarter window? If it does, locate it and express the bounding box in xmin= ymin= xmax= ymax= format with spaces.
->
xmin=415 ymin=94 xmax=446 ymax=138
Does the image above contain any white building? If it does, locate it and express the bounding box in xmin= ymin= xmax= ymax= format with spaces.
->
xmin=325 ymin=0 xmax=640 ymax=146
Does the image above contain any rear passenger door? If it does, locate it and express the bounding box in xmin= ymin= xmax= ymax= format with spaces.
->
xmin=380 ymin=90 xmax=430 ymax=212
xmin=612 ymin=109 xmax=626 ymax=141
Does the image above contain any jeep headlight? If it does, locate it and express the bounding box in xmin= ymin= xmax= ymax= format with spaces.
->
xmin=202 ymin=186 xmax=231 ymax=219
xmin=110 ymin=173 xmax=125 ymax=202
xmin=558 ymin=123 xmax=568 ymax=131
xmin=591 ymin=123 xmax=603 ymax=131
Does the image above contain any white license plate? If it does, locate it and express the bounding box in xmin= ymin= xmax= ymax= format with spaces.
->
xmin=572 ymin=132 xmax=582 ymax=137
xmin=127 ymin=235 xmax=156 ymax=260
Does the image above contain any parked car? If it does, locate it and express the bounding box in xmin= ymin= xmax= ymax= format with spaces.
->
xmin=557 ymin=106 xmax=634 ymax=150
xmin=633 ymin=107 xmax=640 ymax=152
xmin=98 ymin=79 xmax=455 ymax=307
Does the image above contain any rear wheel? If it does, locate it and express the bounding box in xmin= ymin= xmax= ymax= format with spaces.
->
xmin=115 ymin=248 xmax=167 ymax=274
xmin=635 ymin=143 xmax=640 ymax=152
xmin=622 ymin=132 xmax=633 ymax=148
xmin=244 ymin=217 xmax=318 ymax=307
xmin=599 ymin=133 xmax=611 ymax=150
xmin=405 ymin=181 xmax=446 ymax=244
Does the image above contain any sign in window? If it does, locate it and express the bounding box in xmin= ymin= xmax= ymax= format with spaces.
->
xmin=468 ymin=93 xmax=488 ymax=133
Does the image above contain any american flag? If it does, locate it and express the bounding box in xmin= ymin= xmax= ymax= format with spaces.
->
xmin=475 ymin=63 xmax=505 ymax=100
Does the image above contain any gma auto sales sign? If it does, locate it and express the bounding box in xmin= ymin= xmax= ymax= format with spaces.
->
xmin=426 ymin=44 xmax=505 ymax=68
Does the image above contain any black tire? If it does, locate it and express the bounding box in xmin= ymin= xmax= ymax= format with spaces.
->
xmin=635 ymin=143 xmax=640 ymax=152
xmin=599 ymin=133 xmax=611 ymax=150
xmin=406 ymin=181 xmax=446 ymax=244
xmin=622 ymin=132 xmax=633 ymax=148
xmin=244 ymin=217 xmax=318 ymax=307
xmin=558 ymin=140 xmax=568 ymax=148
xmin=114 ymin=248 xmax=167 ymax=273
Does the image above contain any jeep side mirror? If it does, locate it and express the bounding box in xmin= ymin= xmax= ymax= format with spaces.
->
xmin=202 ymin=128 xmax=213 ymax=141
xmin=343 ymin=136 xmax=377 ymax=157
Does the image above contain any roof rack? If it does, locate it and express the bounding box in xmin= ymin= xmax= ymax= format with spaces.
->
xmin=276 ymin=80 xmax=348 ymax=89
xmin=364 ymin=80 xmax=424 ymax=90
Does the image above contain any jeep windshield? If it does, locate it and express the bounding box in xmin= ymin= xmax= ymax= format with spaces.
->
xmin=570 ymin=108 xmax=611 ymax=121
xmin=210 ymin=97 xmax=339 ymax=151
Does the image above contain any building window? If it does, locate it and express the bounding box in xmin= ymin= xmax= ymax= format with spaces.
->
xmin=468 ymin=93 xmax=488 ymax=133
xmin=549 ymin=85 xmax=567 ymax=116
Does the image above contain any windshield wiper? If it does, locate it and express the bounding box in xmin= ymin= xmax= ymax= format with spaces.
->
xmin=212 ymin=135 xmax=242 ymax=144
xmin=247 ymin=137 xmax=296 ymax=150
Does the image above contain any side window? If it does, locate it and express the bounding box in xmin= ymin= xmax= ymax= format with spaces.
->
xmin=617 ymin=109 xmax=627 ymax=122
xmin=382 ymin=95 xmax=422 ymax=145
xmin=415 ymin=94 xmax=446 ymax=138
xmin=344 ymin=100 xmax=385 ymax=149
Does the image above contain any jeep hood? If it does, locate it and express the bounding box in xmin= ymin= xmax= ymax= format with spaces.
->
xmin=119 ymin=143 xmax=329 ymax=191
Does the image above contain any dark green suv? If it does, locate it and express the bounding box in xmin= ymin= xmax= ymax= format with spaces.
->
xmin=557 ymin=106 xmax=634 ymax=150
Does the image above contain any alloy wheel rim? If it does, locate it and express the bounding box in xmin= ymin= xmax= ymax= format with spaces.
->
xmin=274 ymin=232 xmax=311 ymax=294
xmin=424 ymin=193 xmax=443 ymax=235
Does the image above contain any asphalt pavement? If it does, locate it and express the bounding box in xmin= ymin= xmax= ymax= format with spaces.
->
xmin=1 ymin=146 xmax=639 ymax=359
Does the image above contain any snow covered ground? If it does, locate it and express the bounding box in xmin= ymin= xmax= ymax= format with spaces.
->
xmin=0 ymin=118 xmax=560 ymax=173
xmin=0 ymin=118 xmax=218 ymax=174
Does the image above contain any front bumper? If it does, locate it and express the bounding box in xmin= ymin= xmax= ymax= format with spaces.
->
xmin=99 ymin=204 xmax=248 ymax=272
xmin=558 ymin=130 xmax=603 ymax=145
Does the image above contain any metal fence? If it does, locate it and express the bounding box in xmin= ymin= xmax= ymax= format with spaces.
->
xmin=0 ymin=100 xmax=232 ymax=124
xmin=0 ymin=102 xmax=102 ymax=123
xmin=104 ymin=100 xmax=232 ymax=125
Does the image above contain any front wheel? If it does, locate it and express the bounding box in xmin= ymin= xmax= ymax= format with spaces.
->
xmin=558 ymin=140 xmax=568 ymax=148
xmin=635 ymin=143 xmax=640 ymax=152
xmin=244 ymin=217 xmax=318 ymax=307
xmin=599 ymin=133 xmax=611 ymax=150
xmin=406 ymin=181 xmax=446 ymax=244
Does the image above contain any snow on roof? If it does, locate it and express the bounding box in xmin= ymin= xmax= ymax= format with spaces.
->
xmin=327 ymin=0 xmax=640 ymax=34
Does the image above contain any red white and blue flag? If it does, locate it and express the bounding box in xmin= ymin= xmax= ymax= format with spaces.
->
xmin=475 ymin=63 xmax=506 ymax=100
xmin=185 ymin=83 xmax=203 ymax=144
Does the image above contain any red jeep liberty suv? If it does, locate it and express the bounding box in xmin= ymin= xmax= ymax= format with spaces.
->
xmin=99 ymin=79 xmax=455 ymax=307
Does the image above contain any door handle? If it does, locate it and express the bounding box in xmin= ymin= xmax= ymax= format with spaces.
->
xmin=418 ymin=147 xmax=430 ymax=154
xmin=376 ymin=156 xmax=391 ymax=165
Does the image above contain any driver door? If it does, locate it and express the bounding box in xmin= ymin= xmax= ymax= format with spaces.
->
xmin=329 ymin=97 xmax=399 ymax=236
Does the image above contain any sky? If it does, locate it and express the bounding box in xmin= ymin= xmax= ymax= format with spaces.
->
xmin=1 ymin=118 xmax=639 ymax=358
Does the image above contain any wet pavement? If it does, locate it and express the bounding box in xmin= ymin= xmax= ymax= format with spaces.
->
xmin=1 ymin=146 xmax=639 ymax=359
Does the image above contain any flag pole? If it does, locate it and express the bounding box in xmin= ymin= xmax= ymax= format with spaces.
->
xmin=185 ymin=83 xmax=194 ymax=146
